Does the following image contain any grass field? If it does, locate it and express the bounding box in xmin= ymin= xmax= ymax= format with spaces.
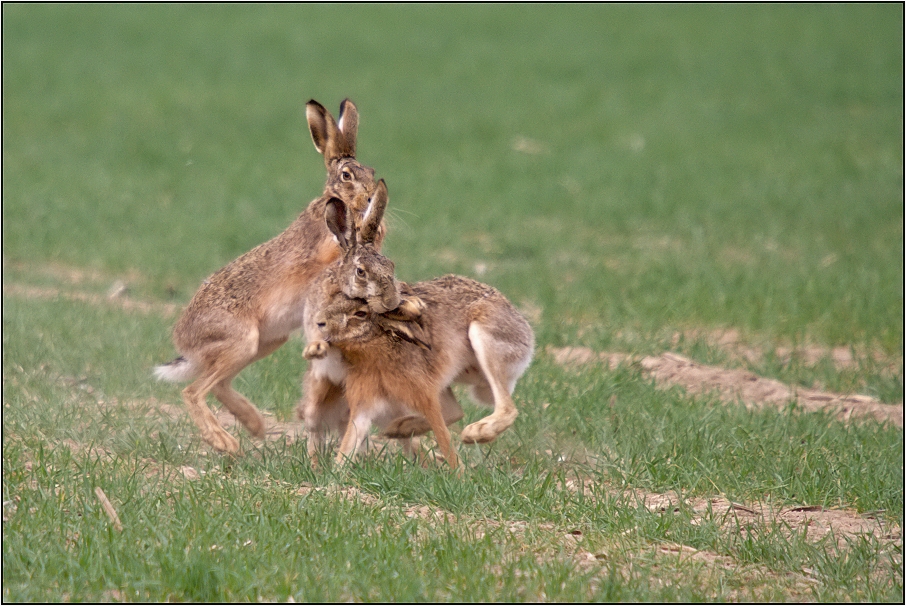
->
xmin=3 ymin=4 xmax=903 ymax=602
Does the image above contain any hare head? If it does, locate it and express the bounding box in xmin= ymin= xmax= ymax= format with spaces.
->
xmin=324 ymin=179 xmax=400 ymax=313
xmin=307 ymin=99 xmax=376 ymax=217
xmin=313 ymin=291 xmax=430 ymax=351
xmin=313 ymin=295 xmax=376 ymax=346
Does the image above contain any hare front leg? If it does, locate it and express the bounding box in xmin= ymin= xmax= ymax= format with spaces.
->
xmin=336 ymin=410 xmax=373 ymax=466
xmin=298 ymin=368 xmax=348 ymax=465
xmin=303 ymin=340 xmax=330 ymax=360
xmin=381 ymin=387 xmax=464 ymax=465
xmin=415 ymin=392 xmax=461 ymax=472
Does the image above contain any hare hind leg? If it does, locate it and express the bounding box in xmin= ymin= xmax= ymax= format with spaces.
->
xmin=183 ymin=369 xmax=243 ymax=454
xmin=381 ymin=387 xmax=464 ymax=438
xmin=211 ymin=380 xmax=266 ymax=439
xmin=460 ymin=323 xmax=526 ymax=444
xmin=218 ymin=337 xmax=287 ymax=438
xmin=209 ymin=337 xmax=286 ymax=440
xmin=181 ymin=328 xmax=265 ymax=454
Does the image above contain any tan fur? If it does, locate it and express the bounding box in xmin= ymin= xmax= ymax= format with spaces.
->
xmin=318 ymin=180 xmax=402 ymax=315
xmin=155 ymin=99 xmax=394 ymax=454
xmin=299 ymin=275 xmax=535 ymax=471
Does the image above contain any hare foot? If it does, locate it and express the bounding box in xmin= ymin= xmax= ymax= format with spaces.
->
xmin=241 ymin=410 xmax=266 ymax=439
xmin=461 ymin=410 xmax=518 ymax=444
xmin=202 ymin=426 xmax=241 ymax=454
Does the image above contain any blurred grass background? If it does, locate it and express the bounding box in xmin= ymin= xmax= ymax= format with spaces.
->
xmin=4 ymin=3 xmax=902 ymax=354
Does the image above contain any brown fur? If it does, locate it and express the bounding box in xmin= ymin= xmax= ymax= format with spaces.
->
xmin=319 ymin=181 xmax=401 ymax=315
xmin=300 ymin=275 xmax=535 ymax=471
xmin=155 ymin=99 xmax=391 ymax=454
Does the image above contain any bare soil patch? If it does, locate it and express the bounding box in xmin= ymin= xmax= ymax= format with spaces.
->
xmin=639 ymin=491 xmax=899 ymax=548
xmin=551 ymin=477 xmax=901 ymax=552
xmin=547 ymin=346 xmax=903 ymax=428
xmin=3 ymin=259 xmax=181 ymax=316
xmin=4 ymin=260 xmax=111 ymax=285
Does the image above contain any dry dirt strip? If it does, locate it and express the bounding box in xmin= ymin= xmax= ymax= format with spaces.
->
xmin=143 ymin=398 xmax=902 ymax=550
xmin=631 ymin=490 xmax=898 ymax=548
xmin=3 ymin=283 xmax=180 ymax=317
xmin=5 ymin=276 xmax=901 ymax=429
xmin=7 ymin=273 xmax=902 ymax=568
xmin=547 ymin=346 xmax=903 ymax=428
xmin=671 ymin=327 xmax=900 ymax=372
xmin=291 ymin=482 xmax=899 ymax=599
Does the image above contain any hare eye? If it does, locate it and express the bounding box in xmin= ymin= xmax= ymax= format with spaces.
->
xmin=354 ymin=310 xmax=368 ymax=319
xmin=341 ymin=169 xmax=353 ymax=182
xmin=355 ymin=267 xmax=366 ymax=278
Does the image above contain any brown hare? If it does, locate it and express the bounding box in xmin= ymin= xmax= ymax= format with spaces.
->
xmin=300 ymin=275 xmax=535 ymax=470
xmin=155 ymin=99 xmax=400 ymax=454
xmin=298 ymin=188 xmax=425 ymax=464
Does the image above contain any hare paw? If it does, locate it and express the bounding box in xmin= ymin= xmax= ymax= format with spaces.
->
xmin=461 ymin=412 xmax=517 ymax=444
xmin=240 ymin=410 xmax=266 ymax=439
xmin=303 ymin=341 xmax=330 ymax=360
xmin=381 ymin=415 xmax=432 ymax=438
xmin=203 ymin=427 xmax=241 ymax=454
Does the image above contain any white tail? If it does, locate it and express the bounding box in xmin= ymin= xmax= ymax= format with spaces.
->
xmin=153 ymin=356 xmax=198 ymax=383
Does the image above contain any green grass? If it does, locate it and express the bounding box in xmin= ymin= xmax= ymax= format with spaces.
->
xmin=3 ymin=3 xmax=903 ymax=602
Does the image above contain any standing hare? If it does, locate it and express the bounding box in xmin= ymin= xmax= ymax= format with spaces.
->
xmin=300 ymin=275 xmax=535 ymax=470
xmin=298 ymin=187 xmax=424 ymax=463
xmin=155 ymin=99 xmax=400 ymax=454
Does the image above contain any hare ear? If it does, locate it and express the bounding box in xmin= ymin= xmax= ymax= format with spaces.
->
xmin=376 ymin=316 xmax=431 ymax=350
xmin=336 ymin=98 xmax=358 ymax=157
xmin=359 ymin=179 xmax=388 ymax=244
xmin=306 ymin=99 xmax=341 ymax=164
xmin=325 ymin=197 xmax=353 ymax=250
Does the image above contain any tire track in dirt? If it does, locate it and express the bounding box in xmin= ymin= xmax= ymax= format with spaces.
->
xmin=548 ymin=346 xmax=903 ymax=428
